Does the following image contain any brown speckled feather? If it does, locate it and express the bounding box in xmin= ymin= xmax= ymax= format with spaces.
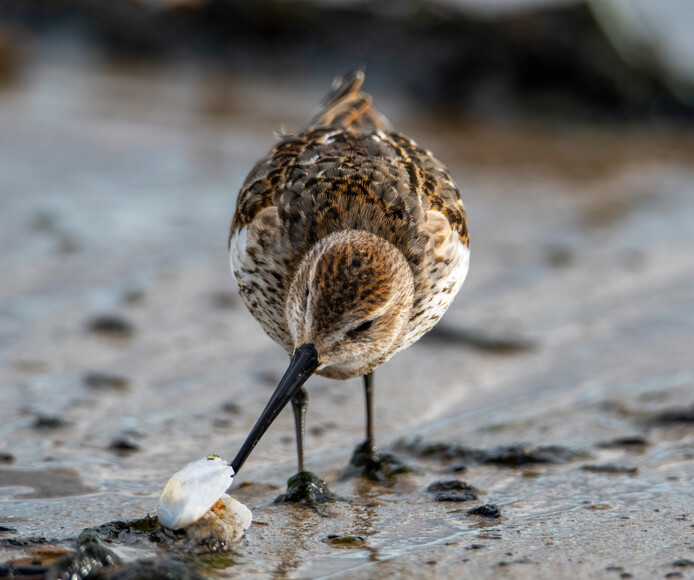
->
xmin=230 ymin=70 xmax=469 ymax=372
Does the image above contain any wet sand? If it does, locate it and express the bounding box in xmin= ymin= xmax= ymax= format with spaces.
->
xmin=1 ymin=58 xmax=693 ymax=578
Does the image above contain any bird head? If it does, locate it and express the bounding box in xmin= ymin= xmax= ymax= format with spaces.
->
xmin=286 ymin=230 xmax=414 ymax=379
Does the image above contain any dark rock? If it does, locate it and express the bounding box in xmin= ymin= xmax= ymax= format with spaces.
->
xmin=0 ymin=452 xmax=14 ymax=464
xmin=322 ymin=535 xmax=366 ymax=547
xmin=84 ymin=372 xmax=131 ymax=392
xmin=672 ymin=559 xmax=694 ymax=567
xmin=582 ymin=464 xmax=638 ymax=475
xmin=32 ymin=414 xmax=71 ymax=431
xmin=468 ymin=504 xmax=502 ymax=519
xmin=108 ymin=438 xmax=141 ymax=454
xmin=597 ymin=436 xmax=649 ymax=449
xmin=650 ymin=405 xmax=694 ymax=425
xmin=427 ymin=480 xmax=479 ymax=502
xmin=0 ymin=536 xmax=49 ymax=548
xmin=426 ymin=480 xmax=477 ymax=493
xmin=86 ymin=315 xmax=136 ymax=339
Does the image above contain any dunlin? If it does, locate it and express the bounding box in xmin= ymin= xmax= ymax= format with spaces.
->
xmin=229 ymin=69 xmax=469 ymax=478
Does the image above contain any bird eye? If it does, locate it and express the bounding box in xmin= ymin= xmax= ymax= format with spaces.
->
xmin=354 ymin=320 xmax=373 ymax=333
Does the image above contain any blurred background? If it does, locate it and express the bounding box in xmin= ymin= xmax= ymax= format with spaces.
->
xmin=1 ymin=0 xmax=694 ymax=574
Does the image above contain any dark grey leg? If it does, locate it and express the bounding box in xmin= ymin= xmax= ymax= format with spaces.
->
xmin=363 ymin=371 xmax=374 ymax=449
xmin=291 ymin=386 xmax=309 ymax=473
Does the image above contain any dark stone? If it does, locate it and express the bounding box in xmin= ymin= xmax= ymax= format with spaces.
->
xmin=86 ymin=315 xmax=136 ymax=339
xmin=650 ymin=406 xmax=694 ymax=425
xmin=32 ymin=414 xmax=71 ymax=431
xmin=582 ymin=464 xmax=637 ymax=475
xmin=427 ymin=480 xmax=479 ymax=502
xmin=597 ymin=436 xmax=649 ymax=449
xmin=426 ymin=480 xmax=477 ymax=493
xmin=0 ymin=452 xmax=14 ymax=464
xmin=108 ymin=438 xmax=141 ymax=454
xmin=322 ymin=535 xmax=366 ymax=546
xmin=468 ymin=504 xmax=502 ymax=519
xmin=84 ymin=372 xmax=131 ymax=392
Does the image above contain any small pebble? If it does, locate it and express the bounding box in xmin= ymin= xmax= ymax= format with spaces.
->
xmin=427 ymin=480 xmax=478 ymax=502
xmin=672 ymin=559 xmax=694 ymax=567
xmin=32 ymin=415 xmax=70 ymax=431
xmin=582 ymin=464 xmax=637 ymax=474
xmin=468 ymin=504 xmax=501 ymax=519
xmin=86 ymin=315 xmax=136 ymax=339
xmin=108 ymin=438 xmax=141 ymax=454
xmin=322 ymin=535 xmax=365 ymax=547
xmin=84 ymin=372 xmax=130 ymax=392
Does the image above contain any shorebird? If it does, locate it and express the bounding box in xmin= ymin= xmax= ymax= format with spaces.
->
xmin=228 ymin=69 xmax=469 ymax=479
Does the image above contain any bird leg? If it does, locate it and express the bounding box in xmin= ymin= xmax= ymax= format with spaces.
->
xmin=291 ymin=386 xmax=309 ymax=473
xmin=349 ymin=371 xmax=411 ymax=481
xmin=275 ymin=386 xmax=336 ymax=507
xmin=363 ymin=371 xmax=375 ymax=450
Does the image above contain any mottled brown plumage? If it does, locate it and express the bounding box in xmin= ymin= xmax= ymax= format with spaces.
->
xmin=228 ymin=69 xmax=469 ymax=476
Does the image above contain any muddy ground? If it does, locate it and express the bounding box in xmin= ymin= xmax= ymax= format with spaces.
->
xmin=0 ymin=56 xmax=693 ymax=578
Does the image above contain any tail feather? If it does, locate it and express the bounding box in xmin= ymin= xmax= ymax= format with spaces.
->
xmin=303 ymin=68 xmax=392 ymax=133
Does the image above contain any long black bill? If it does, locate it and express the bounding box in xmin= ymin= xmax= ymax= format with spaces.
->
xmin=231 ymin=343 xmax=319 ymax=474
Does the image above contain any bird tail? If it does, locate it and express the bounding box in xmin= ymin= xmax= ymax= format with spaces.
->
xmin=302 ymin=67 xmax=393 ymax=133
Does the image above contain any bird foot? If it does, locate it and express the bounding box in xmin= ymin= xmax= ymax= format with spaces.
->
xmin=273 ymin=471 xmax=337 ymax=505
xmin=348 ymin=440 xmax=413 ymax=482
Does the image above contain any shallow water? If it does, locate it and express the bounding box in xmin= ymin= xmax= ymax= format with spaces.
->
xmin=1 ymin=56 xmax=693 ymax=578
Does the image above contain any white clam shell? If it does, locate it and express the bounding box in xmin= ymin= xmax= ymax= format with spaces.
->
xmin=157 ymin=455 xmax=234 ymax=530
xmin=218 ymin=493 xmax=253 ymax=535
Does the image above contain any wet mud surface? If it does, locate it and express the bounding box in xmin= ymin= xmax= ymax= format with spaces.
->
xmin=1 ymin=55 xmax=693 ymax=579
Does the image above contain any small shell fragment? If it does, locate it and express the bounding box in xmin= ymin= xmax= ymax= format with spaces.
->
xmin=157 ymin=455 xmax=234 ymax=530
xmin=182 ymin=493 xmax=253 ymax=551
